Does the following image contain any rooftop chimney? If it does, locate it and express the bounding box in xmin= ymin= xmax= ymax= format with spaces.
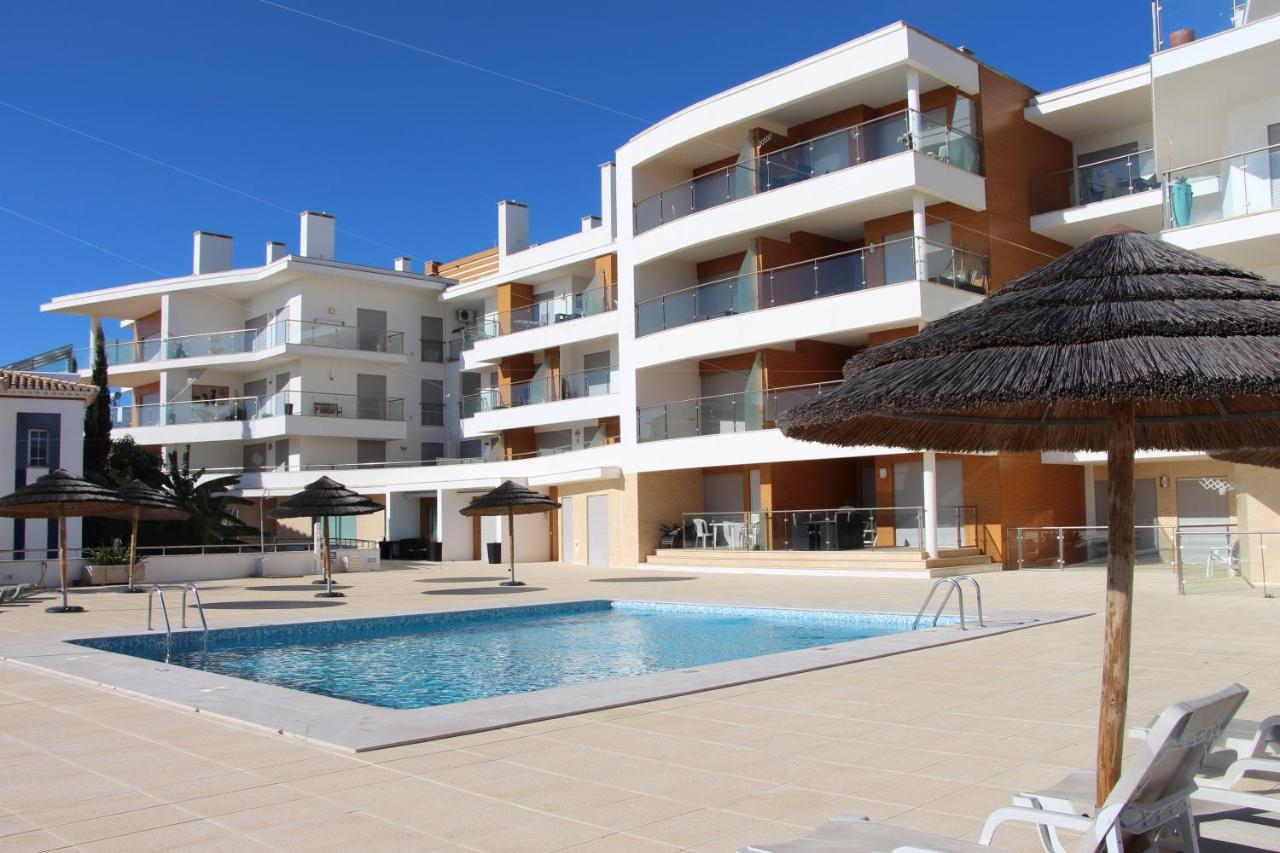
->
xmin=300 ymin=211 xmax=335 ymax=259
xmin=394 ymin=256 xmax=412 ymax=272
xmin=424 ymin=260 xmax=442 ymax=276
xmin=266 ymin=241 xmax=287 ymax=263
xmin=581 ymin=215 xmax=601 ymax=232
xmin=599 ymin=161 xmax=617 ymax=239
xmin=193 ymin=231 xmax=234 ymax=275
xmin=498 ymin=200 xmax=528 ymax=257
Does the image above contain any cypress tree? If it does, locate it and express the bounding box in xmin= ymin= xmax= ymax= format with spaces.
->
xmin=83 ymin=325 xmax=112 ymax=478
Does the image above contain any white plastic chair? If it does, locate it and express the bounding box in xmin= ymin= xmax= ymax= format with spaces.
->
xmin=692 ymin=518 xmax=712 ymax=549
xmin=1205 ymin=539 xmax=1240 ymax=577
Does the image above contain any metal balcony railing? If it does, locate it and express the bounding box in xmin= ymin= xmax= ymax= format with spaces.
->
xmin=634 ymin=109 xmax=982 ymax=233
xmin=112 ymin=390 xmax=405 ymax=427
xmin=461 ymin=367 xmax=617 ymax=418
xmin=461 ymin=283 xmax=617 ymax=349
xmin=84 ymin=319 xmax=405 ymax=367
xmin=1164 ymin=143 xmax=1280 ymax=229
xmin=637 ymin=380 xmax=840 ymax=442
xmin=675 ymin=505 xmax=977 ymax=551
xmin=1031 ymin=148 xmax=1159 ymax=214
xmin=635 ymin=238 xmax=988 ymax=336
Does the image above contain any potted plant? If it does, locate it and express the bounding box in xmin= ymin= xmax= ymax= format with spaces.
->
xmin=83 ymin=538 xmax=134 ymax=586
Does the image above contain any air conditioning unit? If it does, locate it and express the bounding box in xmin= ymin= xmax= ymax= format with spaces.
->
xmin=455 ymin=308 xmax=476 ymax=323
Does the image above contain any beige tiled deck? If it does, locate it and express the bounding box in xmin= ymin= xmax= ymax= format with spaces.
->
xmin=0 ymin=563 xmax=1276 ymax=852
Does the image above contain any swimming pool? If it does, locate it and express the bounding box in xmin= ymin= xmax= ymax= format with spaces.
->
xmin=73 ymin=600 xmax=931 ymax=710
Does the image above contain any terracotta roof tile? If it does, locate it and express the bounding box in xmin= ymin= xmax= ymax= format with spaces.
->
xmin=0 ymin=369 xmax=99 ymax=400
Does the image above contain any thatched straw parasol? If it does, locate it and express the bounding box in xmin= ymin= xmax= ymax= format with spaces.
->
xmin=1209 ymin=449 xmax=1280 ymax=469
xmin=0 ymin=469 xmax=133 ymax=612
xmin=780 ymin=227 xmax=1280 ymax=805
xmin=117 ymin=480 xmax=190 ymax=593
xmin=459 ymin=481 xmax=560 ymax=586
xmin=269 ymin=476 xmax=381 ymax=598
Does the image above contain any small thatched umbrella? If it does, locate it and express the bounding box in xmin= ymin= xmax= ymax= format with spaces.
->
xmin=268 ymin=476 xmax=381 ymax=598
xmin=0 ymin=469 xmax=133 ymax=612
xmin=459 ymin=480 xmax=560 ymax=586
xmin=779 ymin=228 xmax=1280 ymax=805
xmin=117 ymin=480 xmax=190 ymax=593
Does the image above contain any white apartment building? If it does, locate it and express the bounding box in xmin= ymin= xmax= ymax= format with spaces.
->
xmin=38 ymin=7 xmax=1280 ymax=577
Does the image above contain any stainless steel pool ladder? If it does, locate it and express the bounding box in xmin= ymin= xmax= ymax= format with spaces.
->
xmin=912 ymin=576 xmax=984 ymax=631
xmin=147 ymin=583 xmax=209 ymax=662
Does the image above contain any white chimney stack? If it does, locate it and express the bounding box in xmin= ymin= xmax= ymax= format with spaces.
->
xmin=300 ymin=211 xmax=335 ymax=259
xmin=266 ymin=241 xmax=287 ymax=263
xmin=497 ymin=200 xmax=528 ymax=257
xmin=394 ymin=256 xmax=412 ymax=272
xmin=193 ymin=231 xmax=234 ymax=275
xmin=599 ymin=161 xmax=617 ymax=239
xmin=581 ymin=215 xmax=601 ymax=232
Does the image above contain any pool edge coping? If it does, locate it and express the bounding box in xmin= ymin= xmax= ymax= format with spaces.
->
xmin=0 ymin=598 xmax=1091 ymax=752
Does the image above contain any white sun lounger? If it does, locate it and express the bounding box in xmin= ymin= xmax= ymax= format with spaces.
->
xmin=741 ymin=683 xmax=1249 ymax=853
xmin=1132 ymin=712 xmax=1280 ymax=791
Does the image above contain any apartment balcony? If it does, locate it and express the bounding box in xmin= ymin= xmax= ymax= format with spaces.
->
xmin=113 ymin=390 xmax=407 ymax=445
xmin=461 ymin=367 xmax=619 ymax=437
xmin=86 ymin=320 xmax=406 ymax=380
xmin=1160 ymin=143 xmax=1280 ymax=270
xmin=632 ymin=238 xmax=987 ymax=368
xmin=637 ymin=381 xmax=839 ymax=444
xmin=630 ymin=110 xmax=985 ymax=265
xmin=1029 ymin=149 xmax=1163 ymax=245
xmin=460 ymin=284 xmax=617 ymax=368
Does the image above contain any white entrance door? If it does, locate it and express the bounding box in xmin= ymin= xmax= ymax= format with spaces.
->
xmin=561 ymin=499 xmax=575 ymax=563
xmin=587 ymin=495 xmax=609 ymax=566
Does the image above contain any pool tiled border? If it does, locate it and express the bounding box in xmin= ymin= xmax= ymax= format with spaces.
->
xmin=0 ymin=597 xmax=1087 ymax=752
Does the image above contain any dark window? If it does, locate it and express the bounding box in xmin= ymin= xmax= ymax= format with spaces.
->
xmin=421 ymin=442 xmax=444 ymax=463
xmin=421 ymin=379 xmax=445 ymax=426
xmin=420 ymin=316 xmax=444 ymax=362
xmin=27 ymin=429 xmax=49 ymax=467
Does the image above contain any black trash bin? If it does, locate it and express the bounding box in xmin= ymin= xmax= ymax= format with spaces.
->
xmin=428 ymin=541 xmax=442 ymax=562
xmin=486 ymin=542 xmax=502 ymax=564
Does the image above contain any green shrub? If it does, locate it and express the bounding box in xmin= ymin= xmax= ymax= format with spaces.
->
xmin=87 ymin=538 xmax=131 ymax=566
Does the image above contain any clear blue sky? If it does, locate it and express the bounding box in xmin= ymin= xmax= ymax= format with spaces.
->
xmin=0 ymin=0 xmax=1233 ymax=362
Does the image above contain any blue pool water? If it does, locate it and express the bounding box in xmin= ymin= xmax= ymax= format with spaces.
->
xmin=74 ymin=601 xmax=921 ymax=710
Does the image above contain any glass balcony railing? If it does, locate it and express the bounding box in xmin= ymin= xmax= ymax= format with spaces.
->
xmin=634 ymin=109 xmax=982 ymax=233
xmin=1031 ymin=148 xmax=1160 ymax=214
xmin=462 ymin=284 xmax=616 ymax=349
xmin=635 ymin=238 xmax=987 ymax=336
xmin=637 ymin=380 xmax=840 ymax=442
xmin=461 ymin=366 xmax=617 ymax=418
xmin=675 ymin=505 xmax=978 ymax=551
xmin=1164 ymin=143 xmax=1280 ymax=229
xmin=82 ymin=320 xmax=405 ymax=367
xmin=112 ymin=390 xmax=404 ymax=428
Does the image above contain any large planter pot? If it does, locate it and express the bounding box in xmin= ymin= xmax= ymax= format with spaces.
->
xmin=83 ymin=564 xmax=131 ymax=586
xmin=1170 ymin=178 xmax=1194 ymax=227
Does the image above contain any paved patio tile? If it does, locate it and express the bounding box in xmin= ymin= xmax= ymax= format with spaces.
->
xmin=0 ymin=562 xmax=1274 ymax=853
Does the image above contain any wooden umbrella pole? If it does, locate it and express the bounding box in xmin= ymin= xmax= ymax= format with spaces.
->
xmin=127 ymin=510 xmax=140 ymax=592
xmin=1096 ymin=399 xmax=1137 ymax=806
xmin=59 ymin=516 xmax=68 ymax=611
xmin=322 ymin=515 xmax=332 ymax=594
xmin=508 ymin=508 xmax=515 ymax=584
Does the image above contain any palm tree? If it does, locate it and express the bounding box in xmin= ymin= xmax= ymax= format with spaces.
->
xmin=159 ymin=450 xmax=256 ymax=546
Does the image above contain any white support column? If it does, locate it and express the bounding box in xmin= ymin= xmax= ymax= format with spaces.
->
xmin=912 ymin=191 xmax=928 ymax=281
xmin=906 ymin=67 xmax=922 ymax=144
xmin=923 ymin=450 xmax=940 ymax=559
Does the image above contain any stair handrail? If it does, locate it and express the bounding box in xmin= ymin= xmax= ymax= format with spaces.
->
xmin=911 ymin=575 xmax=985 ymax=630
